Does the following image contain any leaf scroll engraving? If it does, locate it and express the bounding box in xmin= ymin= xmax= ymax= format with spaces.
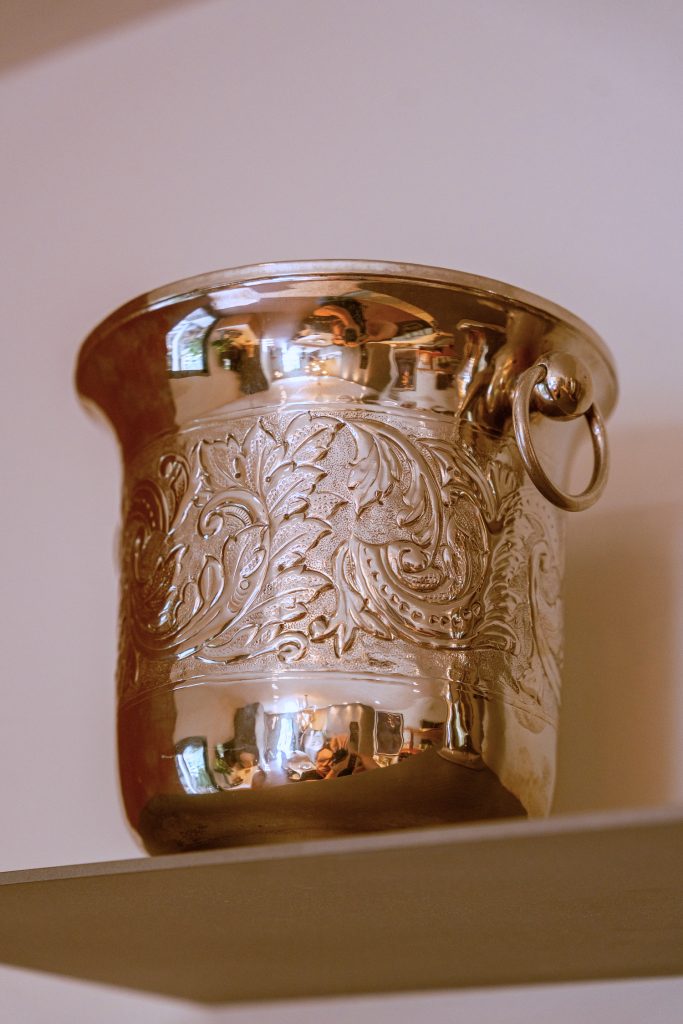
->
xmin=119 ymin=410 xmax=563 ymax=715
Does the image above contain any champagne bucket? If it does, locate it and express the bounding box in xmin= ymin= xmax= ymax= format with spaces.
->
xmin=76 ymin=261 xmax=617 ymax=853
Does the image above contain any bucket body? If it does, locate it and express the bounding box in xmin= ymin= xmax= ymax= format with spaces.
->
xmin=76 ymin=261 xmax=616 ymax=852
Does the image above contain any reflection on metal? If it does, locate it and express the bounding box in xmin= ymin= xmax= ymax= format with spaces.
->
xmin=175 ymin=737 xmax=218 ymax=795
xmin=259 ymin=701 xmax=408 ymax=781
xmin=440 ymin=682 xmax=484 ymax=769
xmin=174 ymin=700 xmax=425 ymax=791
xmin=166 ymin=309 xmax=212 ymax=376
xmin=77 ymin=260 xmax=618 ymax=853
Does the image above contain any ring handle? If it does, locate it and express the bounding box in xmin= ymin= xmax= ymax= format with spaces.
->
xmin=512 ymin=355 xmax=609 ymax=512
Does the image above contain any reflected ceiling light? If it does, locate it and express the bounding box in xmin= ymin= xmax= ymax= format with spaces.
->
xmin=211 ymin=286 xmax=260 ymax=311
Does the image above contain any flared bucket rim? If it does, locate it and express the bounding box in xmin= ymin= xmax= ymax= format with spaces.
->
xmin=77 ymin=258 xmax=617 ymax=408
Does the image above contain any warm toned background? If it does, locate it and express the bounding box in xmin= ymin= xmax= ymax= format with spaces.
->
xmin=1 ymin=0 xmax=682 ymax=1020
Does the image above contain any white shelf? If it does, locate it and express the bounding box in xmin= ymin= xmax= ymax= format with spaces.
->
xmin=0 ymin=808 xmax=681 ymax=1004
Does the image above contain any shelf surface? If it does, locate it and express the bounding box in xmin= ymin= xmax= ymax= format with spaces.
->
xmin=0 ymin=808 xmax=681 ymax=1004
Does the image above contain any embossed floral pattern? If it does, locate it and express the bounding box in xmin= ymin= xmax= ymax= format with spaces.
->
xmin=118 ymin=411 xmax=562 ymax=714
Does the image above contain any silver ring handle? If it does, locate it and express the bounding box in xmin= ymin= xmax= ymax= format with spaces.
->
xmin=512 ymin=356 xmax=609 ymax=512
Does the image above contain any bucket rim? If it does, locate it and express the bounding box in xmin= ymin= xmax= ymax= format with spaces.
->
xmin=77 ymin=258 xmax=617 ymax=410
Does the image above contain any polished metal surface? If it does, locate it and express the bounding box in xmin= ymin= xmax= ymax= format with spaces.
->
xmin=76 ymin=260 xmax=617 ymax=853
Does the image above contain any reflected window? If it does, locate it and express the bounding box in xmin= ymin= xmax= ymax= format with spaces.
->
xmin=175 ymin=736 xmax=218 ymax=794
xmin=394 ymin=350 xmax=416 ymax=390
xmin=281 ymin=344 xmax=304 ymax=374
xmin=166 ymin=309 xmax=214 ymax=376
xmin=375 ymin=711 xmax=404 ymax=756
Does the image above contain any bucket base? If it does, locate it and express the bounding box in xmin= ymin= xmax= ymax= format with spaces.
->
xmin=137 ymin=748 xmax=525 ymax=855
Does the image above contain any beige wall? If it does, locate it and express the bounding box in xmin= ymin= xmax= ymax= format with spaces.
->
xmin=1 ymin=0 xmax=681 ymax=1019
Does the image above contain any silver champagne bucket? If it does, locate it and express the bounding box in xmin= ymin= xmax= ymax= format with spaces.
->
xmin=77 ymin=260 xmax=616 ymax=852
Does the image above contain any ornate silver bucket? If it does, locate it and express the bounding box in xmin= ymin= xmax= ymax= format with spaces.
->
xmin=76 ymin=261 xmax=617 ymax=852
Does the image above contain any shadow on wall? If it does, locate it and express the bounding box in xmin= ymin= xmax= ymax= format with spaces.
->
xmin=0 ymin=0 xmax=190 ymax=74
xmin=553 ymin=423 xmax=683 ymax=813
